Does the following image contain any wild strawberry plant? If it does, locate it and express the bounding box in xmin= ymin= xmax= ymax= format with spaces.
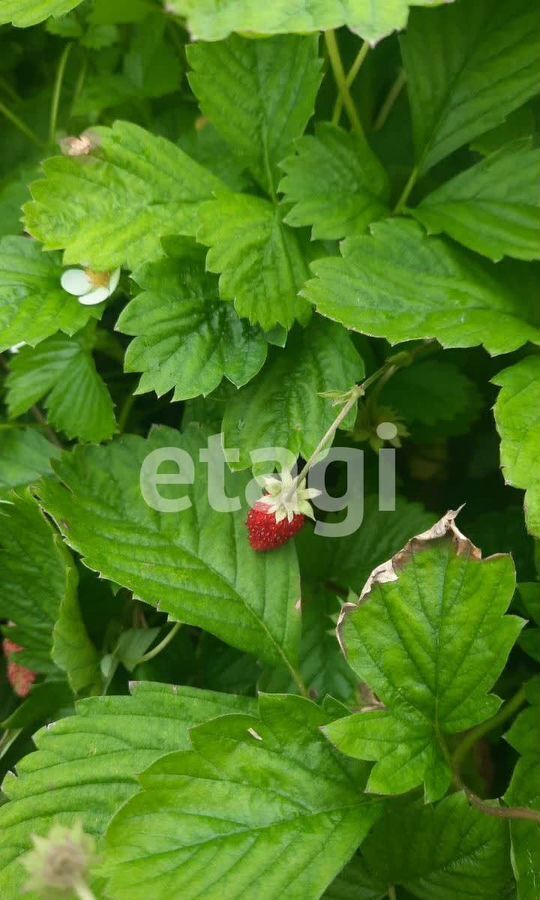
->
xmin=0 ymin=0 xmax=539 ymax=897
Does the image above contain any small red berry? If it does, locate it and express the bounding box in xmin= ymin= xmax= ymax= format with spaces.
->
xmin=247 ymin=499 xmax=305 ymax=552
xmin=3 ymin=636 xmax=36 ymax=698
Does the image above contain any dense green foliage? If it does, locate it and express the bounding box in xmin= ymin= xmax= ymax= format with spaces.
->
xmin=0 ymin=1 xmax=539 ymax=897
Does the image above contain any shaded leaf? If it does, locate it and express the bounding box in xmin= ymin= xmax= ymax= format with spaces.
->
xmin=0 ymin=429 xmax=60 ymax=499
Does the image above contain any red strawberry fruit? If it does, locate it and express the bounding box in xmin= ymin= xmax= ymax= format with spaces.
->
xmin=247 ymin=500 xmax=305 ymax=551
xmin=246 ymin=469 xmax=320 ymax=552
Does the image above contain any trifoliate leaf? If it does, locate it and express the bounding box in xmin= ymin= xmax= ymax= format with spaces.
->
xmin=169 ymin=0 xmax=447 ymax=45
xmin=0 ymin=429 xmax=60 ymax=498
xmin=305 ymin=219 xmax=540 ymax=355
xmin=0 ymin=0 xmax=83 ymax=26
xmin=413 ymin=143 xmax=540 ymax=261
xmin=7 ymin=332 xmax=116 ymax=443
xmin=0 ymin=236 xmax=101 ymax=353
xmin=24 ymin=121 xmax=224 ymax=270
xmin=298 ymin=494 xmax=434 ymax=594
xmin=351 ymin=793 xmax=513 ymax=899
xmin=104 ymin=695 xmax=382 ymax=900
xmin=36 ymin=425 xmax=302 ymax=670
xmin=188 ymin=35 xmax=322 ymax=196
xmin=280 ymin=123 xmax=389 ymax=240
xmin=118 ymin=255 xmax=267 ymax=401
xmin=223 ymin=317 xmax=364 ymax=470
xmin=492 ymin=356 xmax=540 ymax=539
xmin=197 ymin=192 xmax=312 ymax=330
xmin=401 ymin=0 xmax=540 ymax=173
xmin=505 ymin=686 xmax=540 ymax=900
xmin=0 ymin=682 xmax=256 ymax=897
xmin=0 ymin=488 xmax=98 ymax=692
xmin=323 ymin=511 xmax=523 ymax=800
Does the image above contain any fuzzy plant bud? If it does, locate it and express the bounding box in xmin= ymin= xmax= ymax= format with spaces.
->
xmin=21 ymin=821 xmax=98 ymax=899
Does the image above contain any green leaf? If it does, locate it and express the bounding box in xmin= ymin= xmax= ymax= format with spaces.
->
xmin=24 ymin=121 xmax=224 ymax=270
xmin=401 ymin=0 xmax=540 ymax=173
xmin=35 ymin=425 xmax=302 ymax=671
xmin=0 ymin=488 xmax=98 ymax=692
xmin=323 ymin=512 xmax=523 ymax=800
xmin=222 ymin=317 xmax=364 ymax=470
xmin=0 ymin=236 xmax=101 ymax=353
xmin=7 ymin=332 xmax=116 ymax=443
xmin=188 ymin=35 xmax=322 ymax=196
xmin=0 ymin=0 xmax=83 ymax=26
xmin=325 ymin=854 xmax=385 ymax=900
xmin=505 ymin=687 xmax=540 ymax=900
xmin=118 ymin=254 xmax=268 ymax=401
xmin=492 ymin=356 xmax=540 ymax=539
xmin=197 ymin=192 xmax=312 ymax=330
xmin=305 ymin=219 xmax=540 ymax=355
xmin=299 ymin=494 xmax=434 ymax=594
xmin=124 ymin=16 xmax=182 ymax=99
xmin=0 ymin=429 xmax=60 ymax=498
xmin=471 ymin=106 xmax=536 ymax=156
xmin=280 ymin=123 xmax=389 ymax=240
xmin=413 ymin=143 xmax=540 ymax=261
xmin=352 ymin=793 xmax=513 ymax=899
xmin=104 ymin=694 xmax=382 ymax=900
xmin=0 ymin=682 xmax=256 ymax=897
xmin=170 ymin=0 xmax=447 ymax=45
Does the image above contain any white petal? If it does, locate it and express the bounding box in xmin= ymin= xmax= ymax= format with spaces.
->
xmin=107 ymin=268 xmax=121 ymax=295
xmin=61 ymin=268 xmax=92 ymax=296
xmin=9 ymin=342 xmax=25 ymax=354
xmin=78 ymin=286 xmax=109 ymax=306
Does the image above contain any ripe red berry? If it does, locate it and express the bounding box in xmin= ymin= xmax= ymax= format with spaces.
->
xmin=247 ymin=499 xmax=305 ymax=552
xmin=3 ymin=637 xmax=36 ymax=698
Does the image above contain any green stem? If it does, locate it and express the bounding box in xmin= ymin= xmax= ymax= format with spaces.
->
xmin=393 ymin=165 xmax=419 ymax=214
xmin=387 ymin=887 xmax=397 ymax=900
xmin=49 ymin=42 xmax=72 ymax=147
xmin=118 ymin=392 xmax=136 ymax=434
xmin=324 ymin=30 xmax=364 ymax=136
xmin=0 ymin=99 xmax=44 ymax=148
xmin=332 ymin=39 xmax=370 ymax=126
xmin=71 ymin=54 xmax=87 ymax=115
xmin=0 ymin=728 xmax=22 ymax=761
xmin=374 ymin=69 xmax=407 ymax=131
xmin=136 ymin=621 xmax=183 ymax=665
xmin=452 ymin=686 xmax=527 ymax=769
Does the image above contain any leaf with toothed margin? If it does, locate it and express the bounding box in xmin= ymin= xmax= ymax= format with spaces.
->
xmin=0 ymin=0 xmax=83 ymax=26
xmin=323 ymin=511 xmax=524 ymax=801
xmin=304 ymin=219 xmax=540 ymax=355
xmin=0 ymin=682 xmax=256 ymax=898
xmin=103 ymin=694 xmax=383 ymax=900
xmin=24 ymin=121 xmax=224 ymax=270
xmin=35 ymin=424 xmax=302 ymax=671
xmin=492 ymin=356 xmax=540 ymax=540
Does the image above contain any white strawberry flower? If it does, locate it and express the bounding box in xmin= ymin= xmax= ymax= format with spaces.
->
xmin=259 ymin=469 xmax=321 ymax=523
xmin=61 ymin=267 xmax=121 ymax=306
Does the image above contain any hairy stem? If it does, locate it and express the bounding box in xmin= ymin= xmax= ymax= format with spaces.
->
xmin=452 ymin=686 xmax=527 ymax=769
xmin=332 ymin=40 xmax=370 ymax=125
xmin=374 ymin=69 xmax=407 ymax=131
xmin=324 ymin=30 xmax=364 ymax=136
xmin=49 ymin=42 xmax=72 ymax=147
xmin=136 ymin=621 xmax=183 ymax=664
xmin=393 ymin=165 xmax=419 ymax=214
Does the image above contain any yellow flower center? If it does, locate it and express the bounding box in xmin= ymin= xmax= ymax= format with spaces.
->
xmin=84 ymin=269 xmax=110 ymax=289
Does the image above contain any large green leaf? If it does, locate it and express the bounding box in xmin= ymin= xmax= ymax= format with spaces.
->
xmin=24 ymin=121 xmax=223 ymax=270
xmin=36 ymin=425 xmax=302 ymax=671
xmin=349 ymin=793 xmax=513 ymax=899
xmin=7 ymin=331 xmax=116 ymax=443
xmin=118 ymin=254 xmax=267 ymax=401
xmin=188 ymin=35 xmax=322 ymax=196
xmin=197 ymin=192 xmax=312 ymax=330
xmin=0 ymin=236 xmax=100 ymax=353
xmin=304 ymin=219 xmax=540 ymax=355
xmin=0 ymin=489 xmax=98 ymax=692
xmin=0 ymin=682 xmax=256 ymax=898
xmin=280 ymin=123 xmax=389 ymax=240
xmin=413 ymin=143 xmax=540 ymax=261
xmin=223 ymin=317 xmax=364 ymax=470
xmin=492 ymin=356 xmax=540 ymax=539
xmin=104 ymin=695 xmax=382 ymax=900
xmin=323 ymin=512 xmax=523 ymax=800
xmin=505 ymin=683 xmax=540 ymax=900
xmin=401 ymin=0 xmax=540 ymax=174
xmin=170 ymin=0 xmax=446 ymax=45
xmin=0 ymin=0 xmax=83 ymax=26
xmin=0 ymin=429 xmax=60 ymax=499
